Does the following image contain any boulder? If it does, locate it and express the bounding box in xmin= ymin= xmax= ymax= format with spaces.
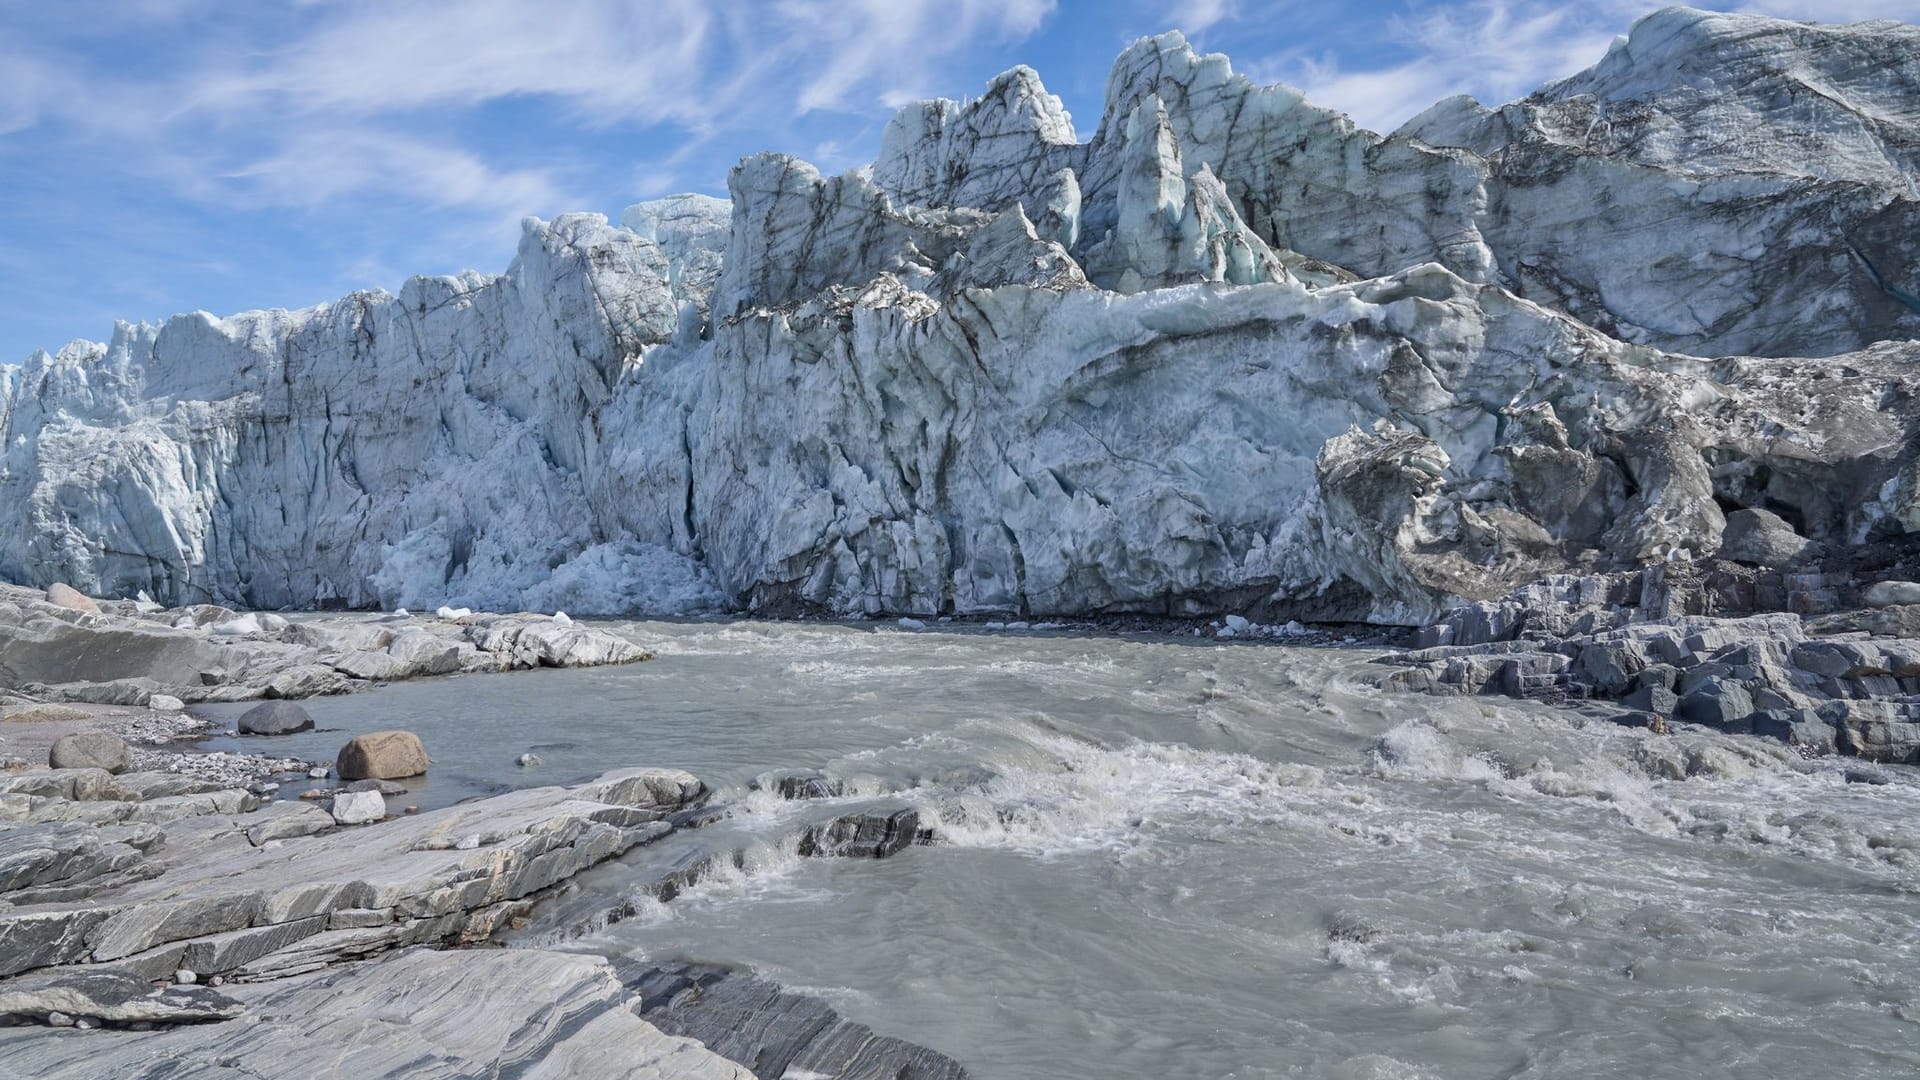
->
xmin=329 ymin=789 xmax=386 ymax=825
xmin=266 ymin=664 xmax=352 ymax=699
xmin=148 ymin=694 xmax=186 ymax=713
xmin=237 ymin=701 xmax=314 ymax=736
xmin=245 ymin=805 xmax=337 ymax=846
xmin=1863 ymin=580 xmax=1920 ymax=607
xmin=796 ymin=808 xmax=922 ymax=859
xmin=1676 ymin=678 xmax=1756 ymax=731
xmin=43 ymin=584 xmax=98 ymax=614
xmin=47 ymin=733 xmax=129 ymax=774
xmin=336 ymin=731 xmax=429 ymax=780
xmin=1621 ymin=684 xmax=1679 ymax=716
xmin=1716 ymin=508 xmax=1810 ymax=566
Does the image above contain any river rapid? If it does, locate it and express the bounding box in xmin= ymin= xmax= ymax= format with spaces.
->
xmin=203 ymin=620 xmax=1920 ymax=1079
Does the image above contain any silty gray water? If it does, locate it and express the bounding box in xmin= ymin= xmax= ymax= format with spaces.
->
xmin=200 ymin=620 xmax=1920 ymax=1078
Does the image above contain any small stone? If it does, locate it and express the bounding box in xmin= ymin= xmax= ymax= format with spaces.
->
xmin=516 ymin=753 xmax=542 ymax=767
xmin=237 ymin=701 xmax=314 ymax=736
xmin=330 ymin=788 xmax=386 ymax=825
xmin=345 ymin=778 xmax=405 ymax=795
xmin=45 ymin=1011 xmax=73 ymax=1027
xmin=308 ymin=767 xmax=330 ymax=779
xmin=403 ymin=805 xmax=420 ymax=814
xmin=299 ymin=789 xmax=330 ymax=801
xmin=173 ymin=969 xmax=197 ymax=985
xmin=49 ymin=732 xmax=130 ymax=774
xmin=74 ymin=1016 xmax=98 ymax=1030
xmin=208 ymin=975 xmax=224 ymax=988
xmin=336 ymin=730 xmax=429 ymax=780
xmin=149 ymin=695 xmax=186 ymax=713
xmin=45 ymin=583 xmax=100 ymax=613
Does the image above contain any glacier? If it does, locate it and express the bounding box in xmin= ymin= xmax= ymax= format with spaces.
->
xmin=2 ymin=7 xmax=1918 ymax=623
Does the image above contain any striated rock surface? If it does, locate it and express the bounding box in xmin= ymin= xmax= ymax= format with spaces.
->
xmin=633 ymin=961 xmax=968 ymax=1080
xmin=0 ymin=949 xmax=752 ymax=1079
xmin=0 ymin=9 xmax=1915 ymax=627
xmin=0 ymin=766 xmax=706 ymax=982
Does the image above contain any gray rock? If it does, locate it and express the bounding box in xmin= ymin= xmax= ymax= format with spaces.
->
xmin=48 ymin=733 xmax=129 ymax=775
xmin=237 ymin=701 xmax=314 ymax=736
xmin=0 ymin=822 xmax=146 ymax=896
xmin=245 ymin=805 xmax=337 ymax=847
xmin=515 ymin=753 xmax=542 ymax=768
xmin=797 ymin=808 xmax=922 ymax=859
xmin=1677 ymin=678 xmax=1757 ymax=731
xmin=172 ymin=968 xmax=196 ymax=984
xmin=266 ymin=664 xmax=353 ymax=699
xmin=634 ymin=962 xmax=967 ymax=1080
xmin=1717 ymin=508 xmax=1810 ymax=566
xmin=1844 ymin=764 xmax=1890 ymax=785
xmin=344 ymin=779 xmax=405 ymax=795
xmin=148 ymin=694 xmax=186 ymax=713
xmin=336 ymin=731 xmax=429 ymax=780
xmin=0 ymin=950 xmax=750 ymax=1078
xmin=757 ymin=769 xmax=848 ymax=800
xmin=1621 ymin=684 xmax=1679 ymax=716
xmin=1864 ymin=580 xmax=1920 ymax=607
xmin=329 ymin=789 xmax=386 ymax=825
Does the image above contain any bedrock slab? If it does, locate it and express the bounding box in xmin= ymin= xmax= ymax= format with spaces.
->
xmin=0 ymin=767 xmax=706 ymax=980
xmin=0 ymin=948 xmax=751 ymax=1079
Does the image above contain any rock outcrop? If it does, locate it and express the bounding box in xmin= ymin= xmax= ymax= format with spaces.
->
xmin=0 ymin=766 xmax=707 ymax=982
xmin=0 ymin=9 xmax=1916 ymax=626
xmin=0 ymin=949 xmax=752 ymax=1079
xmin=0 ymin=583 xmax=650 ymax=705
xmin=632 ymin=961 xmax=969 ymax=1080
xmin=1375 ymin=566 xmax=1920 ymax=762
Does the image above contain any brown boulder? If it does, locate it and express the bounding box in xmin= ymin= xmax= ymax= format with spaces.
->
xmin=336 ymin=730 xmax=429 ymax=780
xmin=45 ymin=583 xmax=100 ymax=613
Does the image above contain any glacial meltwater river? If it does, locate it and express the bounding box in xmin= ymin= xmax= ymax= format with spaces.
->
xmin=201 ymin=620 xmax=1920 ymax=1079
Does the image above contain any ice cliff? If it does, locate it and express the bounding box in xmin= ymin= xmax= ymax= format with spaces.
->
xmin=3 ymin=7 xmax=1919 ymax=623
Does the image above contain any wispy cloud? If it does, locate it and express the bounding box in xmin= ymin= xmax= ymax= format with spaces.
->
xmin=192 ymin=0 xmax=719 ymax=124
xmin=1258 ymin=1 xmax=1630 ymax=132
xmin=1162 ymin=0 xmax=1239 ymax=34
xmin=775 ymin=0 xmax=1057 ymax=112
xmin=2 ymin=0 xmax=1063 ymax=227
xmin=222 ymin=130 xmax=573 ymax=230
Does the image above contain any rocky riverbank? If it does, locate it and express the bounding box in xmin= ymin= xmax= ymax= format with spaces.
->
xmin=0 ymin=581 xmax=652 ymax=708
xmin=0 ymin=750 xmax=969 ymax=1077
xmin=1376 ymin=562 xmax=1920 ymax=764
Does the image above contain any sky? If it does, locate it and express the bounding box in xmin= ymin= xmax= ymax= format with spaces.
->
xmin=2 ymin=0 xmax=1917 ymax=364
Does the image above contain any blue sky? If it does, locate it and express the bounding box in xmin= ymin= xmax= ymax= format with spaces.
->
xmin=3 ymin=0 xmax=1916 ymax=363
